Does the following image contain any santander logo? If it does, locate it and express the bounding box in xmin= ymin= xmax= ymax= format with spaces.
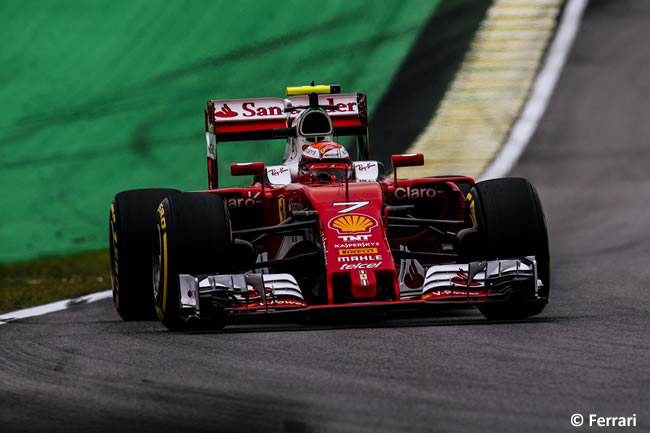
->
xmin=212 ymin=95 xmax=359 ymax=122
xmin=215 ymin=104 xmax=238 ymax=118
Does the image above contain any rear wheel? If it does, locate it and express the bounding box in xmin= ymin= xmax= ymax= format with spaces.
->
xmin=109 ymin=188 xmax=180 ymax=320
xmin=153 ymin=192 xmax=233 ymax=331
xmin=465 ymin=178 xmax=550 ymax=319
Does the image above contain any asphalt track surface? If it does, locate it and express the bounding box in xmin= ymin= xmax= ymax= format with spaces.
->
xmin=1 ymin=2 xmax=649 ymax=432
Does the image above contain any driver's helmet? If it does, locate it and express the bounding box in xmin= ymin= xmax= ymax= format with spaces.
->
xmin=299 ymin=142 xmax=352 ymax=182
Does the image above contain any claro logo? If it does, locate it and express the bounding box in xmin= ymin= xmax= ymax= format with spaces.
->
xmin=394 ymin=186 xmax=437 ymax=200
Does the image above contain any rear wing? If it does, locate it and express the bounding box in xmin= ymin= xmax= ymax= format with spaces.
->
xmin=205 ymin=93 xmax=368 ymax=188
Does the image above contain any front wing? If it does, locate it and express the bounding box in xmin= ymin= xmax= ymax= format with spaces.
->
xmin=175 ymin=257 xmax=544 ymax=323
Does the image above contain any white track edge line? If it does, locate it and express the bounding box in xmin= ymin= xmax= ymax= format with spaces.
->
xmin=0 ymin=290 xmax=112 ymax=325
xmin=480 ymin=0 xmax=588 ymax=180
xmin=0 ymin=0 xmax=588 ymax=326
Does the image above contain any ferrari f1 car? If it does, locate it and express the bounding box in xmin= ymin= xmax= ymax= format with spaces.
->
xmin=109 ymin=84 xmax=550 ymax=331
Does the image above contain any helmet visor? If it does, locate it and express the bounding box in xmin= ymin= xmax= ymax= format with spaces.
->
xmin=303 ymin=162 xmax=352 ymax=180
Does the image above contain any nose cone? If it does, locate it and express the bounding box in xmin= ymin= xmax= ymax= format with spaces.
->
xmin=301 ymin=182 xmax=399 ymax=303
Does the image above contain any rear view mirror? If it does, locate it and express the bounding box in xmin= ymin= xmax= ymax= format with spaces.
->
xmin=231 ymin=162 xmax=265 ymax=177
xmin=391 ymin=153 xmax=424 ymax=168
xmin=391 ymin=154 xmax=424 ymax=183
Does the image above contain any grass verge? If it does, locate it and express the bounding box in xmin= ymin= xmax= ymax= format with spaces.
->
xmin=0 ymin=250 xmax=110 ymax=314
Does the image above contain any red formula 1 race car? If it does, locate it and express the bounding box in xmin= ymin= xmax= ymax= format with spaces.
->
xmin=109 ymin=84 xmax=550 ymax=331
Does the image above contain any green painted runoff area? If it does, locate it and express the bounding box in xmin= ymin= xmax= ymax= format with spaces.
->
xmin=0 ymin=1 xmax=440 ymax=263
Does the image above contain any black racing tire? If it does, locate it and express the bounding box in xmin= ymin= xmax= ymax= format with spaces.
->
xmin=466 ymin=178 xmax=551 ymax=320
xmin=109 ymin=188 xmax=180 ymax=320
xmin=153 ymin=192 xmax=233 ymax=331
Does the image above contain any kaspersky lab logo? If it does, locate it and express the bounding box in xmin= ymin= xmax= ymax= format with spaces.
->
xmin=215 ymin=104 xmax=238 ymax=118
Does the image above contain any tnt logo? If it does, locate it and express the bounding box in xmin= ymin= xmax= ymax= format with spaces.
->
xmin=338 ymin=235 xmax=371 ymax=242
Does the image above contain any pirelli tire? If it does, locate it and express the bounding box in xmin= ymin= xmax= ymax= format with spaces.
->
xmin=466 ymin=178 xmax=551 ymax=320
xmin=109 ymin=188 xmax=180 ymax=321
xmin=153 ymin=192 xmax=233 ymax=331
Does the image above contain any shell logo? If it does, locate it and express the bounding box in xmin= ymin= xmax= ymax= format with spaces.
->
xmin=328 ymin=214 xmax=377 ymax=234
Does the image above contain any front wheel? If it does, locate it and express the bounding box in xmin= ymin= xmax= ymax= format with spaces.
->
xmin=465 ymin=178 xmax=551 ymax=319
xmin=153 ymin=192 xmax=233 ymax=331
xmin=109 ymin=188 xmax=179 ymax=320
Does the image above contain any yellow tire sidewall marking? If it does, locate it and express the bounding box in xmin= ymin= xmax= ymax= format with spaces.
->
xmin=156 ymin=203 xmax=169 ymax=314
xmin=162 ymin=231 xmax=168 ymax=313
xmin=278 ymin=196 xmax=287 ymax=222
xmin=110 ymin=203 xmax=120 ymax=309
xmin=466 ymin=193 xmax=478 ymax=227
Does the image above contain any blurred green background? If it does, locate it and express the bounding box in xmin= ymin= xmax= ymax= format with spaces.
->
xmin=0 ymin=0 xmax=441 ymax=263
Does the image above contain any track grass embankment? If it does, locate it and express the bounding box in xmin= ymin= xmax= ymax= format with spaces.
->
xmin=0 ymin=250 xmax=109 ymax=314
